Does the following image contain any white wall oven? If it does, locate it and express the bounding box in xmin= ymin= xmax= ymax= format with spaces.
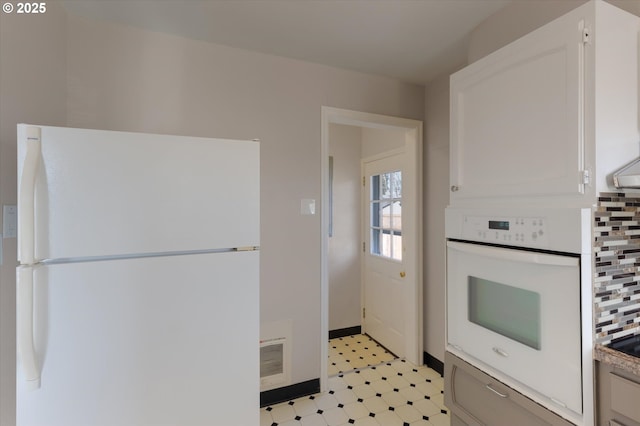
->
xmin=445 ymin=206 xmax=591 ymax=423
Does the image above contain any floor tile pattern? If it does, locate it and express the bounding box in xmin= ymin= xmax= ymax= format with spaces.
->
xmin=328 ymin=334 xmax=397 ymax=376
xmin=261 ymin=335 xmax=450 ymax=426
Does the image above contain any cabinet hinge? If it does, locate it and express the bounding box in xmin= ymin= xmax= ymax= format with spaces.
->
xmin=362 ymin=242 xmax=365 ymax=252
xmin=362 ymin=176 xmax=365 ymax=186
xmin=362 ymin=307 xmax=366 ymax=319
xmin=582 ymin=27 xmax=590 ymax=44
xmin=581 ymin=170 xmax=591 ymax=185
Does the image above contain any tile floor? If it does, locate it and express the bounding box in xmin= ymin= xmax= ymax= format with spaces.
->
xmin=328 ymin=334 xmax=397 ymax=375
xmin=260 ymin=334 xmax=450 ymax=426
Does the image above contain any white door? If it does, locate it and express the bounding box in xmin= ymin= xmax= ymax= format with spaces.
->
xmin=362 ymin=152 xmax=407 ymax=357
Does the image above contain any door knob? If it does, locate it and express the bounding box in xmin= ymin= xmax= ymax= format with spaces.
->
xmin=400 ymin=271 xmax=406 ymax=278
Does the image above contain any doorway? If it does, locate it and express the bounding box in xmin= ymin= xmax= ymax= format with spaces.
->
xmin=320 ymin=107 xmax=423 ymax=391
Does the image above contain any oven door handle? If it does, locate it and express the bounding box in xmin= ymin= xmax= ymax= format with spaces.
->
xmin=447 ymin=241 xmax=579 ymax=267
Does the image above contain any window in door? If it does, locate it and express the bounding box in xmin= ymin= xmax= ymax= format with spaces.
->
xmin=370 ymin=170 xmax=402 ymax=261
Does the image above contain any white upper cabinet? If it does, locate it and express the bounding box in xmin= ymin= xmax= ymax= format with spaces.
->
xmin=450 ymin=1 xmax=640 ymax=206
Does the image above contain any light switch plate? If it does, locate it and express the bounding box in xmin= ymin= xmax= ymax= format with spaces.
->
xmin=3 ymin=205 xmax=17 ymax=238
xmin=301 ymin=199 xmax=316 ymax=215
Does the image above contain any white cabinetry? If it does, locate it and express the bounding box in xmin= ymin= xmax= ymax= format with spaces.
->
xmin=449 ymin=0 xmax=640 ymax=206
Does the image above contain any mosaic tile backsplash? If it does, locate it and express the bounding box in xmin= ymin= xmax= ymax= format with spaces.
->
xmin=594 ymin=192 xmax=640 ymax=345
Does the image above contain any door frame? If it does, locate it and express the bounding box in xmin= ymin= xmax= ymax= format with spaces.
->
xmin=320 ymin=106 xmax=423 ymax=391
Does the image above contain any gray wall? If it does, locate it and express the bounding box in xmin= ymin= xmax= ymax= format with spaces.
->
xmin=328 ymin=124 xmax=362 ymax=331
xmin=361 ymin=127 xmax=406 ymax=158
xmin=468 ymin=0 xmax=640 ymax=63
xmin=422 ymin=72 xmax=454 ymax=362
xmin=0 ymin=4 xmax=68 ymax=425
xmin=0 ymin=7 xmax=424 ymax=425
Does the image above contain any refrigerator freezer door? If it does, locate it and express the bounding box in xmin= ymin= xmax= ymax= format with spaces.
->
xmin=17 ymin=124 xmax=259 ymax=261
xmin=16 ymin=266 xmax=40 ymax=389
xmin=16 ymin=251 xmax=259 ymax=426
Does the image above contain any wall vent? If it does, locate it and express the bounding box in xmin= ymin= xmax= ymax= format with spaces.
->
xmin=260 ymin=320 xmax=292 ymax=391
xmin=260 ymin=338 xmax=286 ymax=390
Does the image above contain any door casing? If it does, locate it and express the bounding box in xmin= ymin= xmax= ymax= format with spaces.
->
xmin=320 ymin=106 xmax=423 ymax=391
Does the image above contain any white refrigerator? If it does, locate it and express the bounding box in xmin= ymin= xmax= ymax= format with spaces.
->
xmin=15 ymin=124 xmax=260 ymax=426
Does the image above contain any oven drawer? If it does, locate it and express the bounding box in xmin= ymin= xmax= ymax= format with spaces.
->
xmin=445 ymin=352 xmax=574 ymax=426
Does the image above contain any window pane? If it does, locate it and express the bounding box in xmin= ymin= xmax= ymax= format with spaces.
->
xmin=368 ymin=170 xmax=402 ymax=261
xmin=381 ymin=173 xmax=391 ymax=199
xmin=371 ymin=201 xmax=381 ymax=228
xmin=381 ymin=201 xmax=391 ymax=228
xmin=392 ymin=232 xmax=402 ymax=260
xmin=381 ymin=230 xmax=391 ymax=258
xmin=371 ymin=175 xmax=380 ymax=201
xmin=391 ymin=171 xmax=402 ymax=198
xmin=371 ymin=228 xmax=381 ymax=255
xmin=390 ymin=201 xmax=401 ymax=231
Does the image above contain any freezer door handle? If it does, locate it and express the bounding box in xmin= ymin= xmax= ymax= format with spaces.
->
xmin=17 ymin=266 xmax=40 ymax=390
xmin=18 ymin=126 xmax=41 ymax=264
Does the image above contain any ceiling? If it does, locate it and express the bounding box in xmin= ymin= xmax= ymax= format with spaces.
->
xmin=62 ymin=0 xmax=515 ymax=85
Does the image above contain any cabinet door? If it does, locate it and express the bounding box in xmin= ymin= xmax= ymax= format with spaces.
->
xmin=597 ymin=361 xmax=640 ymax=426
xmin=450 ymin=10 xmax=588 ymax=202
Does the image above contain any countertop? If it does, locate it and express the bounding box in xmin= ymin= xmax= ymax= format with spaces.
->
xmin=594 ymin=344 xmax=640 ymax=377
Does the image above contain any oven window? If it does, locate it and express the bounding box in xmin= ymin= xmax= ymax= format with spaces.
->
xmin=468 ymin=277 xmax=541 ymax=350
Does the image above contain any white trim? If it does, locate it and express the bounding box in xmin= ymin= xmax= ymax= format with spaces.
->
xmin=320 ymin=106 xmax=423 ymax=392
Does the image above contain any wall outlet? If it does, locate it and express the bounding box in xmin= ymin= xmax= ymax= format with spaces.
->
xmin=3 ymin=205 xmax=17 ymax=238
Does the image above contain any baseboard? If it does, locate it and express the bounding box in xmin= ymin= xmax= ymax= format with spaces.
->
xmin=328 ymin=325 xmax=361 ymax=339
xmin=260 ymin=378 xmax=320 ymax=407
xmin=423 ymin=351 xmax=444 ymax=376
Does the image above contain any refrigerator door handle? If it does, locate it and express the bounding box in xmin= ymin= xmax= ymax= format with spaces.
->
xmin=17 ymin=266 xmax=40 ymax=390
xmin=19 ymin=126 xmax=41 ymax=264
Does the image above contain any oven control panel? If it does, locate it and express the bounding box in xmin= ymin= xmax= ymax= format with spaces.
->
xmin=462 ymin=215 xmax=548 ymax=247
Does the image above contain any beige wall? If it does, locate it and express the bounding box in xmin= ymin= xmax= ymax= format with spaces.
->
xmin=0 ymin=4 xmax=68 ymax=425
xmin=361 ymin=127 xmax=406 ymax=158
xmin=422 ymin=72 xmax=454 ymax=362
xmin=468 ymin=0 xmax=640 ymax=63
xmin=328 ymin=124 xmax=362 ymax=331
xmin=0 ymin=8 xmax=424 ymax=425
xmin=467 ymin=0 xmax=585 ymax=63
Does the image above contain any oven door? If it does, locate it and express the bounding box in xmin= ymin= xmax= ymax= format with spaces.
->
xmin=446 ymin=240 xmax=582 ymax=415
